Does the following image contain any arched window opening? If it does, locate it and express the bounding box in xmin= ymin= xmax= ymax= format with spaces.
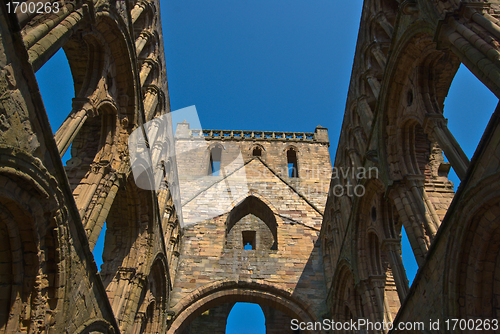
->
xmin=225 ymin=196 xmax=278 ymax=251
xmin=242 ymin=231 xmax=256 ymax=250
xmin=226 ymin=303 xmax=265 ymax=334
xmin=287 ymin=148 xmax=298 ymax=178
xmin=400 ymin=226 xmax=418 ymax=285
xmin=226 ymin=214 xmax=274 ymax=251
xmin=35 ymin=48 xmax=74 ymax=165
xmin=443 ymin=64 xmax=498 ymax=190
xmin=252 ymin=147 xmax=262 ymax=157
xmin=210 ymin=146 xmax=222 ymax=176
xmin=333 ymin=267 xmax=363 ymax=323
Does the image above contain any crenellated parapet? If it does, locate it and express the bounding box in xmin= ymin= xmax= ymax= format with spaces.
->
xmin=177 ymin=126 xmax=330 ymax=145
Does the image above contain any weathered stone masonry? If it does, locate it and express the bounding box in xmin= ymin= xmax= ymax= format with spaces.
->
xmin=0 ymin=0 xmax=180 ymax=333
xmin=168 ymin=123 xmax=331 ymax=333
xmin=2 ymin=0 xmax=500 ymax=333
xmin=321 ymin=1 xmax=500 ymax=333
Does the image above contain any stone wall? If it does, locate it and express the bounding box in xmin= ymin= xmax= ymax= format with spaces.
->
xmin=168 ymin=125 xmax=332 ymax=332
xmin=320 ymin=1 xmax=500 ymax=333
xmin=0 ymin=0 xmax=180 ymax=333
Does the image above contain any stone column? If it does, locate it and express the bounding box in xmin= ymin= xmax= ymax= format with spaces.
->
xmin=110 ymin=267 xmax=137 ymax=317
xmin=375 ymin=12 xmax=394 ymax=38
xmin=165 ymin=217 xmax=177 ymax=253
xmin=348 ymin=148 xmax=362 ymax=169
xmin=357 ymin=97 xmax=373 ymax=135
xmin=119 ymin=273 xmax=147 ymax=333
xmin=87 ymin=180 xmax=119 ymax=248
xmin=76 ymin=164 xmax=109 ymax=219
xmin=54 ymin=98 xmax=92 ymax=157
xmin=381 ymin=239 xmax=410 ymax=302
xmin=131 ymin=0 xmax=149 ymax=24
xmin=358 ymin=280 xmax=380 ymax=328
xmin=139 ymin=59 xmax=157 ymax=87
xmin=365 ymin=73 xmax=381 ymax=98
xmin=157 ymin=185 xmax=171 ymax=216
xmin=170 ymin=250 xmax=180 ymax=283
xmin=354 ymin=126 xmax=367 ymax=154
xmin=131 ymin=312 xmax=146 ymax=334
xmin=424 ymin=113 xmax=469 ymax=180
xmin=23 ymin=2 xmax=77 ymax=49
xmin=369 ymin=275 xmax=391 ymax=331
xmin=371 ymin=45 xmax=387 ymax=68
xmin=322 ymin=239 xmax=333 ymax=287
xmin=28 ymin=8 xmax=85 ymax=72
xmin=135 ymin=31 xmax=152 ymax=56
xmin=143 ymin=85 xmax=160 ymax=120
xmin=437 ymin=7 xmax=500 ymax=98
xmin=391 ymin=183 xmax=427 ymax=266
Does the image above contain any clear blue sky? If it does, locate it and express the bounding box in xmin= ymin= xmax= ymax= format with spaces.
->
xmin=34 ymin=0 xmax=497 ymax=331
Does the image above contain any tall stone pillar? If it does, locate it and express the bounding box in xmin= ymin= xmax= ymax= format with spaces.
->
xmin=54 ymin=98 xmax=92 ymax=156
xmin=381 ymin=239 xmax=410 ymax=302
xmin=424 ymin=113 xmax=469 ymax=180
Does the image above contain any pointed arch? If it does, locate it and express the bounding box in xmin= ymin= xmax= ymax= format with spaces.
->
xmin=250 ymin=144 xmax=265 ymax=158
xmin=284 ymin=145 xmax=299 ymax=178
xmin=330 ymin=262 xmax=363 ymax=323
xmin=226 ymin=195 xmax=278 ymax=250
xmin=0 ymin=148 xmax=68 ymax=332
xmin=132 ymin=253 xmax=169 ymax=334
xmin=353 ymin=179 xmax=403 ymax=322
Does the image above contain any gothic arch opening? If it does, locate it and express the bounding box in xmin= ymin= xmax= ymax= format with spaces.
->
xmin=286 ymin=147 xmax=299 ymax=178
xmin=0 ymin=201 xmax=37 ymax=332
xmin=225 ymin=195 xmax=278 ymax=250
xmin=331 ymin=265 xmax=363 ymax=324
xmin=74 ymin=319 xmax=115 ymax=334
xmin=354 ymin=182 xmax=404 ymax=319
xmin=209 ymin=145 xmax=222 ymax=176
xmin=450 ymin=195 xmax=500 ymax=320
xmin=252 ymin=145 xmax=263 ymax=157
xmin=442 ymin=64 xmax=499 ymax=189
xmin=382 ymin=35 xmax=466 ymax=262
xmin=132 ymin=256 xmax=168 ymax=334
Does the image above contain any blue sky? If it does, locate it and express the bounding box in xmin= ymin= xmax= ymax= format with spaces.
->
xmin=34 ymin=0 xmax=497 ymax=332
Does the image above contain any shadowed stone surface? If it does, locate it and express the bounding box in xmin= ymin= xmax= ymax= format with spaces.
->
xmin=1 ymin=0 xmax=500 ymax=333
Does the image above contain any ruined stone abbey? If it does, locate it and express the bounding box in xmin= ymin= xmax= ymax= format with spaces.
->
xmin=1 ymin=0 xmax=500 ymax=333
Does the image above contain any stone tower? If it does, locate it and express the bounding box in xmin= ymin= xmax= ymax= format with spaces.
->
xmin=168 ymin=124 xmax=332 ymax=333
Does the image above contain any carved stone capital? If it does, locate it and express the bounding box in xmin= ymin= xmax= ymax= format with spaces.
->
xmin=401 ymin=0 xmax=419 ymax=16
xmin=423 ymin=113 xmax=447 ymax=135
xmin=381 ymin=238 xmax=401 ymax=252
